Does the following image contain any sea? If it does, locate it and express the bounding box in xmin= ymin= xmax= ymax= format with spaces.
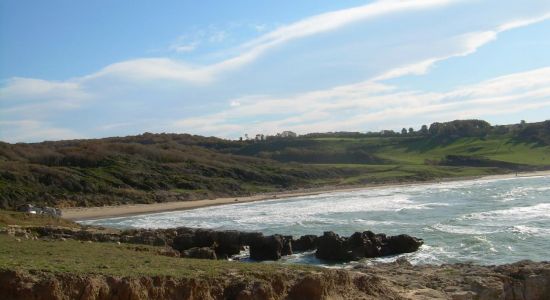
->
xmin=81 ymin=175 xmax=550 ymax=267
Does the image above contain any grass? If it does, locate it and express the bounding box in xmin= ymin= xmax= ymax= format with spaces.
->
xmin=0 ymin=210 xmax=314 ymax=279
xmin=0 ymin=235 xmax=313 ymax=278
xmin=1 ymin=127 xmax=549 ymax=210
xmin=393 ymin=136 xmax=550 ymax=165
xmin=0 ymin=210 xmax=80 ymax=228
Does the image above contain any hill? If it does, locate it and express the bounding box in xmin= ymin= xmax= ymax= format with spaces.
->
xmin=1 ymin=119 xmax=549 ymax=209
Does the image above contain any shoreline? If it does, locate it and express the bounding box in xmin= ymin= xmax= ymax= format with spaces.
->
xmin=62 ymin=170 xmax=550 ymax=221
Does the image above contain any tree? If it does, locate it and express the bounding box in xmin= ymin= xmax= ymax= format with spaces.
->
xmin=428 ymin=120 xmax=491 ymax=138
xmin=520 ymin=120 xmax=526 ymax=128
xmin=420 ymin=125 xmax=428 ymax=135
xmin=408 ymin=127 xmax=414 ymax=134
xmin=401 ymin=128 xmax=408 ymax=135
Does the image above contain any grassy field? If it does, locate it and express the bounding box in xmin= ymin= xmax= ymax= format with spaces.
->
xmin=0 ymin=210 xmax=296 ymax=279
xmin=0 ymin=234 xmax=312 ymax=278
xmin=245 ymin=135 xmax=550 ymax=166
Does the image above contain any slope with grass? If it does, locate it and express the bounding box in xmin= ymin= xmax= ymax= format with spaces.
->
xmin=1 ymin=120 xmax=548 ymax=210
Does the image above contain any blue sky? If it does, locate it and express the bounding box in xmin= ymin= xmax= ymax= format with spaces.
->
xmin=1 ymin=0 xmax=550 ymax=142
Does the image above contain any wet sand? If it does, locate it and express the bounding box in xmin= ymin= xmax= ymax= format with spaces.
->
xmin=62 ymin=170 xmax=550 ymax=221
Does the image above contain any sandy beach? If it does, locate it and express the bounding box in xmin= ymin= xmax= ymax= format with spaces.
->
xmin=62 ymin=170 xmax=550 ymax=221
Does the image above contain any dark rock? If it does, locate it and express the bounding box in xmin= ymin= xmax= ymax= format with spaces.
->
xmin=316 ymin=231 xmax=423 ymax=262
xmin=282 ymin=235 xmax=293 ymax=256
xmin=175 ymin=227 xmax=196 ymax=235
xmin=315 ymin=231 xmax=351 ymax=261
xmin=181 ymin=247 xmax=217 ymax=260
xmin=239 ymin=232 xmax=263 ymax=246
xmin=215 ymin=230 xmax=242 ymax=258
xmin=348 ymin=231 xmax=379 ymax=259
xmin=122 ymin=230 xmax=167 ymax=246
xmin=193 ymin=229 xmax=217 ymax=247
xmin=249 ymin=234 xmax=284 ymax=261
xmin=293 ymin=235 xmax=317 ymax=252
xmin=385 ymin=234 xmax=423 ymax=255
xmin=172 ymin=233 xmax=195 ymax=252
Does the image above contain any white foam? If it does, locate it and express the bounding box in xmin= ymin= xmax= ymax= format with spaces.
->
xmin=461 ymin=203 xmax=550 ymax=222
xmin=81 ymin=174 xmax=550 ymax=266
xmin=431 ymin=224 xmax=499 ymax=235
xmin=511 ymin=225 xmax=550 ymax=237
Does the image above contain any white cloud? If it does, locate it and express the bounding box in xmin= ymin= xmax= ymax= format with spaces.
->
xmin=208 ymin=30 xmax=227 ymax=43
xmin=72 ymin=0 xmax=461 ymax=85
xmin=0 ymin=77 xmax=91 ymax=118
xmin=82 ymin=58 xmax=212 ymax=84
xmin=206 ymin=0 xmax=459 ymax=77
xmin=0 ymin=120 xmax=84 ymax=142
xmin=3 ymin=0 xmax=536 ymax=91
xmin=170 ymin=66 xmax=550 ymax=137
xmin=0 ymin=77 xmax=89 ymax=102
xmin=2 ymin=0 xmax=550 ymax=142
xmin=171 ymin=42 xmax=199 ymax=53
xmin=373 ymin=13 xmax=550 ymax=81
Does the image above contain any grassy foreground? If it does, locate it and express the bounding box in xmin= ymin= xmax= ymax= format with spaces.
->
xmin=0 ymin=235 xmax=304 ymax=278
xmin=0 ymin=210 xmax=311 ymax=278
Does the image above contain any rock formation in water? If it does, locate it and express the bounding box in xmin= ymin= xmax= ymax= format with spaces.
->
xmin=10 ymin=226 xmax=423 ymax=262
xmin=315 ymin=231 xmax=423 ymax=262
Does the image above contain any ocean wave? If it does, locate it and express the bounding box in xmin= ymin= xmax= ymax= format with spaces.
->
xmin=511 ymin=225 xmax=550 ymax=237
xmin=459 ymin=203 xmax=550 ymax=222
xmin=431 ymin=224 xmax=500 ymax=235
xmin=370 ymin=244 xmax=455 ymax=265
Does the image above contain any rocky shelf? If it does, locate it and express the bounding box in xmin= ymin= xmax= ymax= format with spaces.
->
xmin=1 ymin=259 xmax=549 ymax=299
xmin=3 ymin=225 xmax=423 ymax=262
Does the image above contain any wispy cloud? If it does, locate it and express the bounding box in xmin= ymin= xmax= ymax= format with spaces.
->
xmin=170 ymin=42 xmax=199 ymax=53
xmin=204 ymin=0 xmax=459 ymax=78
xmin=23 ymin=0 xmax=462 ymax=87
xmin=373 ymin=13 xmax=550 ymax=81
xmin=170 ymin=66 xmax=550 ymax=136
xmin=1 ymin=0 xmax=550 ymax=142
xmin=0 ymin=77 xmax=89 ymax=102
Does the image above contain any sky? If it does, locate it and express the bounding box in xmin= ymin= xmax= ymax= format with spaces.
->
xmin=1 ymin=0 xmax=550 ymax=142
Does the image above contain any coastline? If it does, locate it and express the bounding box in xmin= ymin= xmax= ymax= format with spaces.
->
xmin=62 ymin=170 xmax=550 ymax=221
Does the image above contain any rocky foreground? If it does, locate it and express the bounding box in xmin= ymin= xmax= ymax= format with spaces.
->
xmin=3 ymin=225 xmax=423 ymax=262
xmin=1 ymin=225 xmax=549 ymax=299
xmin=2 ymin=259 xmax=549 ymax=299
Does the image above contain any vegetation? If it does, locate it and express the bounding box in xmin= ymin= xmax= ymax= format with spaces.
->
xmin=1 ymin=119 xmax=549 ymax=209
xmin=0 ymin=210 xmax=80 ymax=228
xmin=0 ymin=234 xmax=312 ymax=278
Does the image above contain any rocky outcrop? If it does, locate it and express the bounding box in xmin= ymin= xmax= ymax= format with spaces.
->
xmin=6 ymin=225 xmax=422 ymax=262
xmin=2 ymin=260 xmax=549 ymax=299
xmin=292 ymin=234 xmax=317 ymax=252
xmin=355 ymin=259 xmax=550 ymax=300
xmin=315 ymin=231 xmax=423 ymax=262
xmin=249 ymin=234 xmax=285 ymax=261
xmin=215 ymin=230 xmax=242 ymax=258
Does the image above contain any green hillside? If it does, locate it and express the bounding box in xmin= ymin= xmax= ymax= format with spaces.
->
xmin=1 ymin=119 xmax=549 ymax=209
